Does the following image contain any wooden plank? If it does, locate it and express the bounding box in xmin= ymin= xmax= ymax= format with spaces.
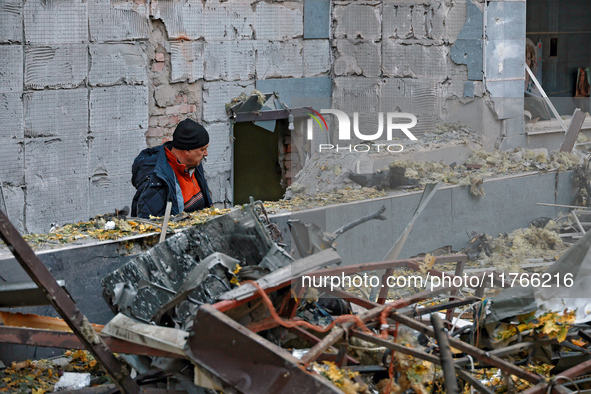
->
xmin=560 ymin=109 xmax=588 ymax=152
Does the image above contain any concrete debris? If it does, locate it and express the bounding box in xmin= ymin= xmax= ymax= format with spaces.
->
xmin=53 ymin=372 xmax=91 ymax=391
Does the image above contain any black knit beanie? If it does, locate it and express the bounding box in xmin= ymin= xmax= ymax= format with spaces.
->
xmin=172 ymin=119 xmax=209 ymax=150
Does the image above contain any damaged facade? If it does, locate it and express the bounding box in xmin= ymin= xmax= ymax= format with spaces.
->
xmin=3 ymin=0 xmax=580 ymax=233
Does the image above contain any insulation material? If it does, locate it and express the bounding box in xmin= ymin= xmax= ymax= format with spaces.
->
xmin=255 ymin=40 xmax=303 ymax=79
xmin=0 ymin=92 xmax=24 ymax=140
xmin=382 ymin=41 xmax=448 ymax=82
xmin=303 ymin=0 xmax=330 ymax=39
xmin=24 ymin=137 xmax=89 ymax=182
xmin=445 ymin=0 xmax=468 ymax=43
xmin=151 ymin=0 xmax=204 ymax=40
xmin=303 ymin=40 xmax=330 ymax=77
xmin=204 ymin=41 xmax=255 ymax=82
xmin=24 ymin=0 xmax=87 ymax=44
xmin=332 ymin=77 xmax=380 ymax=114
xmin=89 ymin=173 xmax=135 ymax=217
xmin=0 ymin=184 xmax=25 ymax=233
xmin=89 ymin=128 xmax=145 ymax=178
xmin=202 ymin=121 xmax=232 ymax=173
xmin=89 ymin=43 xmax=148 ymax=87
xmin=412 ymin=114 xmax=440 ymax=135
xmin=0 ymin=46 xmax=23 ymax=93
xmin=383 ymin=3 xmax=412 ymax=40
xmin=0 ymin=140 xmax=24 ymax=186
xmin=333 ymin=39 xmax=381 ymax=77
xmin=202 ymin=80 xmax=253 ymax=123
xmin=24 ymin=88 xmax=88 ymax=138
xmin=25 ymin=44 xmax=88 ymax=89
xmin=90 ymin=85 xmax=148 ymax=132
xmin=25 ymin=177 xmax=89 ymax=234
xmin=380 ymin=77 xmax=412 ymax=113
xmin=170 ymin=40 xmax=204 ymax=83
xmin=204 ymin=0 xmax=254 ymax=41
xmin=0 ymin=0 xmax=23 ymax=43
xmin=254 ymin=1 xmax=303 ymax=41
xmin=89 ymin=0 xmax=149 ymax=42
xmin=333 ymin=2 xmax=381 ymax=40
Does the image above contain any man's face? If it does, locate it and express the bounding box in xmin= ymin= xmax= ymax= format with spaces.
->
xmin=186 ymin=144 xmax=208 ymax=168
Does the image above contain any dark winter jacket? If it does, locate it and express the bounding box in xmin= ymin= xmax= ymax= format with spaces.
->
xmin=131 ymin=142 xmax=212 ymax=218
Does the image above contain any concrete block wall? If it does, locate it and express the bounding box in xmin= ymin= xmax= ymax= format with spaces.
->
xmin=0 ymin=0 xmax=149 ymax=234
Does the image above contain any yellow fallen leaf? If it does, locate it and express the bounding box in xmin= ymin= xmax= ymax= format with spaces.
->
xmin=32 ymin=388 xmax=45 ymax=394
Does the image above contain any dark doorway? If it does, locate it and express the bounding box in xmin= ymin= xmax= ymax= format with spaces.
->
xmin=233 ymin=121 xmax=287 ymax=205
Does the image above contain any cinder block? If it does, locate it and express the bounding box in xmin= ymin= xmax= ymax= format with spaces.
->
xmin=254 ymin=1 xmax=303 ymax=41
xmin=0 ymin=139 xmax=24 ymax=186
xmin=90 ymin=85 xmax=148 ymax=132
xmin=89 ymin=0 xmax=149 ymax=42
xmin=89 ymin=128 xmax=144 ymax=178
xmin=204 ymin=0 xmax=254 ymax=41
xmin=24 ymin=0 xmax=87 ymax=44
xmin=303 ymin=40 xmax=330 ymax=77
xmin=0 ymin=46 xmax=23 ymax=93
xmin=25 ymin=44 xmax=88 ymax=89
xmin=255 ymin=40 xmax=303 ymax=79
xmin=25 ymin=177 xmax=89 ymax=233
xmin=382 ymin=41 xmax=448 ymax=82
xmin=24 ymin=89 xmax=88 ymax=137
xmin=333 ymin=39 xmax=380 ymax=77
xmin=205 ymin=41 xmax=255 ymax=82
xmin=25 ymin=136 xmax=88 ymax=182
xmin=202 ymin=80 xmax=254 ymax=123
xmin=0 ymin=0 xmax=23 ymax=43
xmin=380 ymin=77 xmax=413 ymax=114
xmin=332 ymin=77 xmax=380 ymax=114
xmin=170 ymin=41 xmax=204 ymax=83
xmin=89 ymin=173 xmax=135 ymax=217
xmin=0 ymin=92 xmax=23 ymax=140
xmin=428 ymin=2 xmax=446 ymax=41
xmin=89 ymin=43 xmax=148 ymax=87
xmin=333 ymin=2 xmax=380 ymax=40
xmin=203 ymin=167 xmax=231 ymax=204
xmin=0 ymin=184 xmax=25 ymax=233
xmin=152 ymin=0 xmax=204 ymax=40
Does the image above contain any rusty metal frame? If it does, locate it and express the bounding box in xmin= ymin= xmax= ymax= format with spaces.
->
xmin=0 ymin=209 xmax=141 ymax=394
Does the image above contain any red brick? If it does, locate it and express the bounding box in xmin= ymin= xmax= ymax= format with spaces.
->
xmin=285 ymin=170 xmax=292 ymax=178
xmin=155 ymin=52 xmax=165 ymax=62
xmin=286 ymin=144 xmax=291 ymax=153
xmin=284 ymin=159 xmax=291 ymax=168
xmin=168 ymin=115 xmax=179 ymax=125
xmin=188 ymin=104 xmax=197 ymax=113
xmin=179 ymin=104 xmax=189 ymax=114
xmin=165 ymin=105 xmax=182 ymax=115
xmin=183 ymin=95 xmax=188 ymax=103
xmin=149 ymin=117 xmax=158 ymax=127
xmin=146 ymin=127 xmax=164 ymax=137
xmin=175 ymin=94 xmax=183 ymax=104
xmin=284 ymin=135 xmax=291 ymax=144
xmin=152 ymin=62 xmax=164 ymax=72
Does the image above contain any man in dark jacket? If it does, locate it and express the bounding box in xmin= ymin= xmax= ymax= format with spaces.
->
xmin=131 ymin=119 xmax=213 ymax=218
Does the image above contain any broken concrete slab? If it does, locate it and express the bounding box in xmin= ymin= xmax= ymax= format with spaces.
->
xmin=0 ymin=46 xmax=23 ymax=93
xmin=333 ymin=1 xmax=381 ymax=40
xmin=202 ymin=80 xmax=253 ymax=123
xmin=151 ymin=0 xmax=204 ymax=40
xmin=333 ymin=39 xmax=381 ymax=78
xmin=89 ymin=43 xmax=148 ymax=87
xmin=25 ymin=45 xmax=88 ymax=90
xmin=0 ymin=0 xmax=22 ymax=43
xmin=254 ymin=1 xmax=303 ymax=41
xmin=89 ymin=85 xmax=148 ymax=133
xmin=89 ymin=0 xmax=149 ymax=42
xmin=24 ymin=88 xmax=88 ymax=138
xmin=255 ymin=40 xmax=304 ymax=80
xmin=303 ymin=40 xmax=330 ymax=77
xmin=170 ymin=41 xmax=204 ymax=83
xmin=204 ymin=41 xmax=256 ymax=82
xmin=24 ymin=0 xmax=87 ymax=44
